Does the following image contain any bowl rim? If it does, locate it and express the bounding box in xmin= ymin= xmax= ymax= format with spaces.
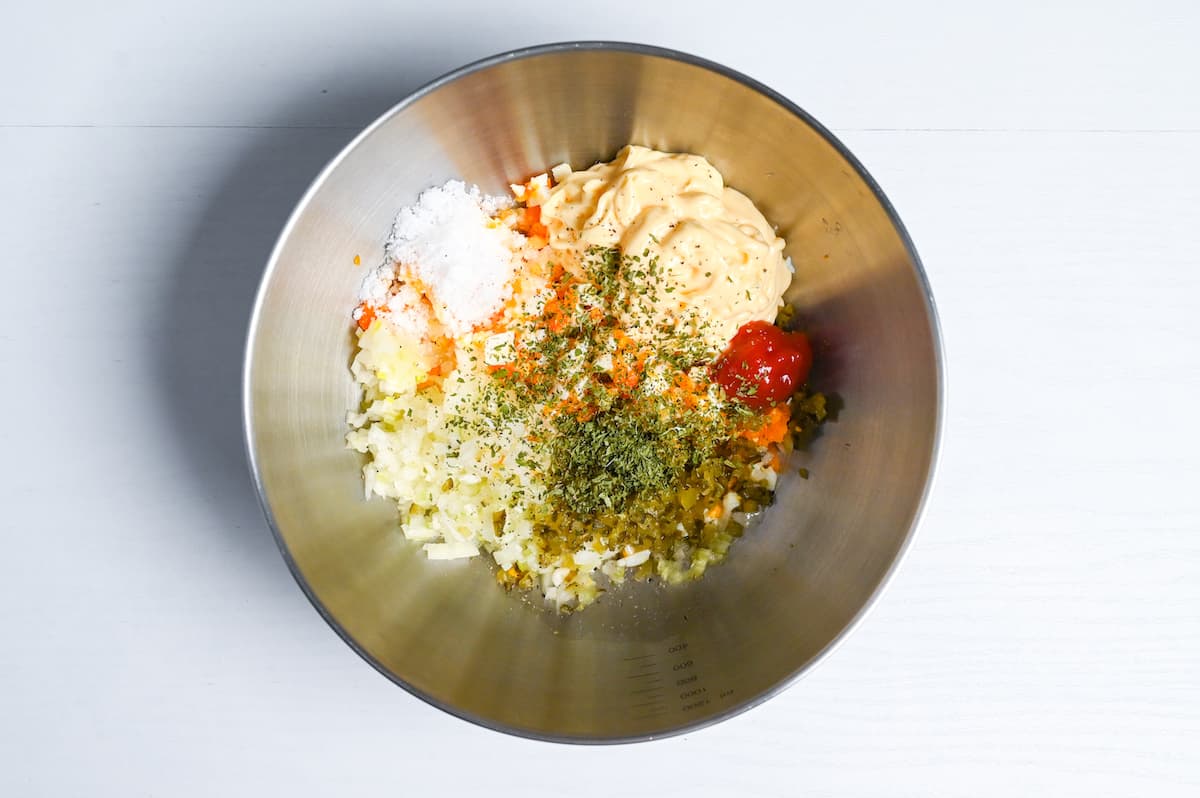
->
xmin=242 ymin=40 xmax=946 ymax=745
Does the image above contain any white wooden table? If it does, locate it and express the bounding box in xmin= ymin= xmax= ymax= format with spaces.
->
xmin=2 ymin=2 xmax=1197 ymax=794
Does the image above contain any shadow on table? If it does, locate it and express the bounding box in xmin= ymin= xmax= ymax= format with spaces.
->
xmin=153 ymin=44 xmax=489 ymax=582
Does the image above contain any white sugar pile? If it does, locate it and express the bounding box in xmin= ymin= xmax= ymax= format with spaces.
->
xmin=361 ymin=180 xmax=515 ymax=335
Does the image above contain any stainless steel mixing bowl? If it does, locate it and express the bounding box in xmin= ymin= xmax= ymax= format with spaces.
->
xmin=244 ymin=42 xmax=943 ymax=742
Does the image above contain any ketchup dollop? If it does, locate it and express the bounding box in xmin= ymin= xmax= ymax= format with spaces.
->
xmin=712 ymin=321 xmax=813 ymax=409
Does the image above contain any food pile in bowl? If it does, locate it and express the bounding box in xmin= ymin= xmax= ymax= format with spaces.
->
xmin=346 ymin=144 xmax=830 ymax=610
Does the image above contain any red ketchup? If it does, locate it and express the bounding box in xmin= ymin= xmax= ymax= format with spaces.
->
xmin=712 ymin=321 xmax=813 ymax=409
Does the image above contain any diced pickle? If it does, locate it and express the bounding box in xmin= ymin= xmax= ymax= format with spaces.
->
xmin=679 ymin=487 xmax=700 ymax=509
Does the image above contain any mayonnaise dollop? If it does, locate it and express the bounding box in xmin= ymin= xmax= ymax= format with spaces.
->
xmin=538 ymin=145 xmax=792 ymax=350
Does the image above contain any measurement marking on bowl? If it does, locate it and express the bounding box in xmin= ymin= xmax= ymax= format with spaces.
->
xmin=621 ymin=638 xmax=731 ymax=720
xmin=625 ymin=653 xmax=665 ymax=719
xmin=630 ymin=700 xmax=667 ymax=710
xmin=630 ymin=685 xmax=664 ymax=695
xmin=661 ymin=640 xmax=722 ymax=715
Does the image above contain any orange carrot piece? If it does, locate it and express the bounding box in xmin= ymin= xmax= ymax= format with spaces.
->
xmin=740 ymin=404 xmax=790 ymax=446
xmin=356 ymin=303 xmax=377 ymax=330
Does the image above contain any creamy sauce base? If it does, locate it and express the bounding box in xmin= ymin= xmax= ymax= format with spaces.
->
xmin=538 ymin=145 xmax=792 ymax=350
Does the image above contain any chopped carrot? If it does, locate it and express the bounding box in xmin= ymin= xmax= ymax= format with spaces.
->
xmin=487 ymin=363 xmax=516 ymax=377
xmin=355 ymin=303 xmax=377 ymax=330
xmin=740 ymin=404 xmax=790 ymax=446
xmin=516 ymin=204 xmax=548 ymax=239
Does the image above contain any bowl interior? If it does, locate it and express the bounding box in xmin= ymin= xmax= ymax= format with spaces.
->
xmin=245 ymin=44 xmax=940 ymax=741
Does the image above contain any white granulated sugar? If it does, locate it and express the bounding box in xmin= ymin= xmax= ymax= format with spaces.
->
xmin=383 ymin=180 xmax=516 ymax=334
xmin=356 ymin=262 xmax=431 ymax=338
xmin=358 ymin=260 xmax=396 ymax=307
xmin=379 ymin=281 xmax=433 ymax=338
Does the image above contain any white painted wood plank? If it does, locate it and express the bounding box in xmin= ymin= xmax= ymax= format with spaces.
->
xmin=2 ymin=1 xmax=1198 ymax=131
